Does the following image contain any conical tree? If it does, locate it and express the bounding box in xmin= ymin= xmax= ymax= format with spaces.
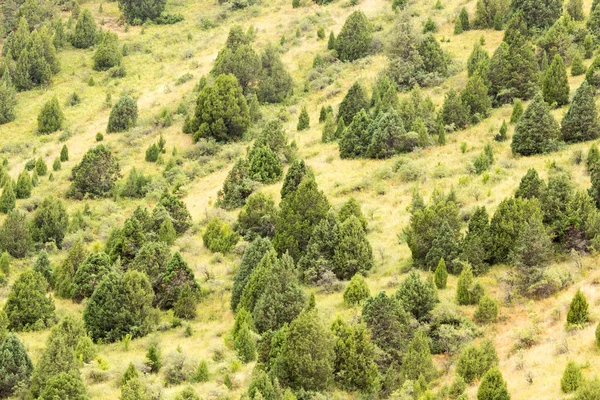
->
xmin=571 ymin=53 xmax=586 ymax=76
xmin=0 ymin=74 xmax=16 ymax=124
xmin=280 ymin=159 xmax=314 ymax=200
xmin=425 ymin=221 xmax=461 ymax=272
xmin=561 ymin=81 xmax=599 ymax=143
xmin=510 ymin=99 xmax=523 ymax=124
xmin=566 ymin=289 xmax=589 ymax=326
xmin=456 ymin=264 xmax=476 ymax=305
xmin=60 ymin=145 xmax=68 ymax=161
xmin=515 ymin=168 xmax=545 ymax=199
xmin=511 ymin=93 xmax=559 ymax=156
xmin=542 ymin=54 xmax=569 ymax=107
xmin=71 ymin=9 xmax=96 ymax=49
xmin=3 ymin=270 xmax=54 ymax=331
xmin=343 ymin=274 xmax=370 ymax=306
xmin=477 ymin=368 xmax=510 ymax=400
xmin=145 ymin=344 xmax=161 ymax=373
xmin=93 ymin=31 xmax=122 ymax=71
xmin=335 ymin=11 xmax=372 ymax=62
xmin=231 ymin=237 xmax=273 ymax=312
xmin=0 ymin=333 xmax=34 ymax=398
xmin=461 ymin=73 xmax=491 ymax=122
xmin=106 ymin=95 xmax=137 ymax=133
xmin=399 ymin=329 xmax=437 ymax=383
xmin=332 ymin=215 xmax=374 ymax=280
xmin=0 ymin=182 xmax=16 ymax=214
xmin=434 ymin=258 xmax=448 ymax=289
xmin=15 ymin=171 xmax=32 ymax=199
xmin=297 ymin=106 xmax=310 ymax=131
xmin=567 ymin=0 xmax=584 ymax=21
xmin=234 ymin=322 xmax=256 ymax=362
xmin=467 ymin=42 xmax=490 ymax=78
xmin=395 ymin=270 xmax=439 ymax=321
xmin=441 ymin=89 xmax=468 ymax=129
xmin=561 ymin=361 xmax=583 ymax=393
xmin=338 ymin=82 xmax=369 ymax=130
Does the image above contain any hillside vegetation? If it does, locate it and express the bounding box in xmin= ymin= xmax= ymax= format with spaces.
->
xmin=2 ymin=0 xmax=600 ymax=399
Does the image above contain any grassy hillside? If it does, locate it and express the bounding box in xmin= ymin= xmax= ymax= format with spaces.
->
xmin=2 ymin=0 xmax=600 ymax=398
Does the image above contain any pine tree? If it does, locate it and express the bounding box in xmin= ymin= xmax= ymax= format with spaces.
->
xmin=542 ymin=54 xmax=569 ymax=107
xmin=335 ymin=11 xmax=372 ymax=62
xmin=15 ymin=171 xmax=31 ymax=199
xmin=567 ymin=0 xmax=584 ymax=20
xmin=38 ymin=372 xmax=87 ymax=400
xmin=0 ymin=252 xmax=9 ymax=276
xmin=174 ymin=283 xmax=197 ymax=319
xmin=93 ymin=32 xmax=122 ymax=71
xmin=515 ymin=168 xmax=545 ymax=199
xmin=248 ymin=144 xmax=283 ymax=184
xmin=297 ymin=106 xmax=310 ymax=131
xmin=456 ymin=264 xmax=476 ymax=305
xmin=0 ymin=210 xmax=32 ymax=259
xmin=566 ymin=289 xmax=589 ymax=326
xmin=60 ymin=145 xmax=68 ymax=161
xmin=37 ymin=97 xmax=64 ymax=134
xmin=106 ymin=95 xmax=138 ymax=133
xmin=571 ymin=53 xmax=586 ymax=76
xmin=217 ymin=158 xmax=254 ymax=210
xmin=584 ymin=34 xmax=595 ymax=59
xmin=328 ymin=31 xmax=335 ymax=50
xmin=192 ymin=360 xmax=209 ymax=383
xmin=33 ymin=250 xmax=52 ymax=286
xmin=477 ymin=368 xmax=510 ymax=400
xmin=395 ymin=271 xmax=438 ymax=321
xmin=68 ymin=145 xmax=120 ymax=199
xmin=424 ymin=221 xmax=461 ymax=272
xmin=338 ymin=82 xmax=369 ymax=129
xmin=467 ymin=42 xmax=490 ymax=78
xmin=589 ymin=144 xmax=600 ymax=172
xmin=31 ymin=197 xmax=69 ymax=248
xmin=400 ymin=329 xmax=437 ymax=383
xmin=145 ymin=344 xmax=161 ymax=373
xmin=3 ymin=270 xmax=54 ymax=330
xmin=441 ymin=89 xmax=468 ymax=129
xmin=0 ymin=74 xmax=16 ymax=124
xmin=71 ymin=9 xmax=96 ymax=49
xmin=343 ymin=274 xmax=370 ymax=306
xmin=0 ymin=333 xmax=34 ymax=398
xmin=511 ymin=93 xmax=559 ymax=156
xmin=434 ymin=258 xmax=448 ymax=289
xmin=35 ymin=157 xmax=47 ymax=176
xmin=561 ymin=81 xmax=599 ymax=143
xmin=231 ymin=238 xmax=273 ymax=312
xmin=474 ymin=295 xmax=498 ymax=323
xmin=257 ymin=45 xmax=293 ymax=103
xmin=156 ymin=252 xmax=199 ymax=310
xmin=459 ymin=7 xmax=469 ymax=30
xmin=0 ymin=182 xmax=15 ymax=214
xmin=321 ymin=112 xmax=336 ymax=143
xmin=234 ymin=322 xmax=256 ymax=362
xmin=332 ymin=215 xmax=374 ymax=279
xmin=562 ymin=361 xmax=583 ymax=393
xmin=510 ymin=99 xmax=523 ymax=124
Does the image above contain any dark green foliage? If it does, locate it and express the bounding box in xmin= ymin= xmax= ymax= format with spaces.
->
xmin=332 ymin=215 xmax=373 ymax=279
xmin=130 ymin=242 xmax=170 ymax=293
xmin=0 ymin=333 xmax=33 ymax=398
xmin=174 ymin=283 xmax=197 ymax=319
xmin=146 ymin=144 xmax=159 ymax=162
xmin=121 ymin=363 xmax=139 ymax=387
xmin=456 ymin=340 xmax=499 ymax=384
xmin=234 ymin=322 xmax=256 ymax=362
xmin=0 ymin=182 xmax=15 ymax=214
xmin=247 ymin=369 xmax=279 ymax=400
xmin=328 ymin=31 xmax=335 ymax=50
xmin=31 ymin=197 xmax=69 ymax=248
xmin=257 ymin=45 xmax=293 ymax=103
xmin=434 ymin=258 xmax=448 ymax=289
xmin=297 ymin=106 xmax=310 ymax=131
xmin=566 ymin=0 xmax=584 ymax=20
xmin=473 ymin=0 xmax=509 ymax=29
xmin=339 ymin=109 xmax=372 ymax=158
xmin=441 ymin=89 xmax=468 ymax=130
xmin=53 ymin=240 xmax=87 ymax=299
xmin=335 ymin=11 xmax=372 ymax=62
xmin=38 ymin=372 xmax=87 ymax=400
xmin=212 ymin=43 xmax=260 ymax=93
xmin=192 ymin=360 xmax=209 ymax=383
xmin=562 ymin=81 xmax=599 ymax=143
xmin=108 ymin=217 xmax=146 ymax=266
xmin=459 ymin=7 xmax=469 ymax=30
xmin=474 ymin=295 xmax=498 ymax=323
xmin=281 ymin=159 xmax=313 ymax=199
xmin=456 ymin=264 xmax=481 ymax=305
xmin=60 ymin=145 xmax=69 ymax=161
xmin=0 ymin=74 xmax=16 ymax=124
xmin=425 ymin=220 xmax=461 ymax=272
xmin=339 ymin=197 xmax=368 ymax=231
xmin=231 ymin=237 xmax=273 ymax=312
xmin=468 ymin=42 xmax=490 ymax=78
xmin=588 ymin=144 xmax=600 ymax=173
xmin=572 ymin=54 xmax=586 ymax=76
xmin=273 ymin=177 xmax=329 ymax=261
xmin=461 ymin=206 xmax=491 ymax=275
xmin=0 ymin=210 xmax=32 ymax=259
xmin=396 ymin=271 xmax=438 ymax=321
xmin=584 ymin=33 xmax=594 ymax=59
xmin=158 ymin=218 xmax=176 ymax=245
xmin=174 ymin=386 xmax=199 ymax=400
xmin=83 ymin=270 xmax=155 ymax=343
xmin=156 ymin=252 xmax=199 ymax=310
xmin=273 ymin=309 xmax=335 ymax=391
xmin=52 ymin=158 xmax=61 ymax=171
xmin=15 ymin=171 xmax=32 ymax=199
xmin=118 ymin=0 xmax=166 ymax=23
xmin=202 ymin=218 xmax=239 ymax=253
xmin=338 ymin=82 xmax=369 ymax=129
xmin=511 ymin=93 xmax=559 ymax=156
xmin=68 ymin=145 xmax=120 ymax=199
xmin=461 ymin=73 xmax=491 ymax=123
xmin=297 ymin=209 xmax=339 ymax=284
xmin=217 ymin=158 xmax=255 ymax=210
xmin=562 ymin=361 xmax=583 ymax=393
xmin=120 ymin=168 xmax=150 ymax=199
xmin=94 ymin=32 xmax=122 ymax=71
xmin=71 ymin=9 xmax=96 ymax=49
xmin=159 ymin=191 xmax=191 ymax=235
xmin=343 ymin=274 xmax=370 ymax=306
xmin=494 ymin=120 xmax=508 ymax=142
xmin=423 ymin=17 xmax=436 ymax=33
xmin=37 ymin=97 xmax=64 ymax=134
xmin=542 ymin=54 xmax=569 ymax=107
xmin=237 ymin=192 xmax=276 ymax=239
xmin=510 ymin=99 xmax=523 ymax=124
xmin=362 ymin=291 xmax=411 ymax=361
xmin=0 ymin=252 xmax=9 ymax=276
xmin=367 ymin=109 xmax=415 ymax=158
xmin=190 ymin=74 xmax=250 ymax=143
xmin=589 ymin=5 xmax=600 ymax=42
xmin=35 ymin=157 xmax=47 ymax=176
xmin=248 ymin=145 xmax=283 ymax=184
xmin=107 ymin=95 xmax=137 ymax=133
xmin=4 ymin=270 xmax=54 ymax=330
xmin=567 ymin=289 xmax=589 ymax=326
xmin=510 ymin=0 xmax=561 ymax=30
xmin=400 ymin=329 xmax=437 ymax=383
xmin=145 ymin=344 xmax=161 ymax=373
xmin=515 ymin=169 xmax=545 ymax=199
xmin=331 ymin=319 xmax=380 ymax=393
xmin=254 ymin=119 xmax=294 ymax=162
xmin=71 ymin=252 xmax=112 ymax=301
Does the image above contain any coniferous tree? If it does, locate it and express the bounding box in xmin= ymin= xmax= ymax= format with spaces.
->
xmin=190 ymin=74 xmax=250 ymax=143
xmin=584 ymin=34 xmax=595 ymax=59
xmin=510 ymin=0 xmax=561 ymax=30
xmin=53 ymin=240 xmax=87 ymax=298
xmin=257 ymin=45 xmax=293 ymax=103
xmin=425 ymin=220 xmax=461 ymax=272
xmin=332 ymin=215 xmax=373 ymax=279
xmin=231 ymin=237 xmax=273 ymax=312
xmin=473 ymin=369 xmax=510 ymax=400
xmin=118 ymin=0 xmax=166 ymax=23
xmin=234 ymin=322 xmax=256 ymax=362
xmin=321 ymin=112 xmax=336 ymax=143
xmin=173 ymin=283 xmax=197 ymax=319
xmin=281 ymin=159 xmax=314 ymax=199
xmin=3 ymin=270 xmax=54 ymax=330
xmin=0 ymin=333 xmax=34 ymax=397
xmin=441 ymin=89 xmax=469 ymax=129
xmin=510 ymin=99 xmax=523 ymax=124
xmin=37 ymin=97 xmax=63 ymax=134
xmin=31 ymin=197 xmax=69 ymax=248
xmin=396 ymin=271 xmax=438 ymax=321
xmin=156 ymin=252 xmax=199 ymax=310
xmin=343 ymin=274 xmax=370 ymax=306
xmin=15 ymin=171 xmax=31 ymax=199
xmin=566 ymin=0 xmax=584 ymax=20
xmin=571 ymin=53 xmax=586 ymax=76
xmin=328 ymin=31 xmax=335 ymax=50
xmin=68 ymin=145 xmax=120 ymax=199
xmin=542 ymin=54 xmax=569 ymax=107
xmin=335 ymin=11 xmax=372 ymax=62
xmin=588 ymin=144 xmax=600 ymax=172
xmin=0 ymin=182 xmax=15 ymax=214
xmin=145 ymin=344 xmax=161 ymax=373
xmin=93 ymin=32 xmax=122 ymax=71
xmin=0 ymin=74 xmax=16 ymax=124
xmin=339 ymin=109 xmax=372 ymax=158
xmin=400 ymin=329 xmax=437 ymax=383
xmin=474 ymin=295 xmax=499 ymax=323
xmin=297 ymin=106 xmax=310 ymax=131
xmin=511 ymin=93 xmax=559 ymax=156
xmin=562 ymin=361 xmax=583 ymax=393
xmin=434 ymin=258 xmax=448 ymax=289
xmin=71 ymin=9 xmax=96 ymax=49
xmin=0 ymin=210 xmax=32 ymax=258
xmin=338 ymin=82 xmax=369 ymax=129
xmin=38 ymin=372 xmax=87 ymax=400
xmin=217 ymin=158 xmax=255 ymax=210
xmin=456 ymin=264 xmax=479 ymax=305
xmin=60 ymin=145 xmax=69 ymax=161
xmin=71 ymin=252 xmax=113 ymax=301
xmin=567 ymin=289 xmax=589 ymax=326
xmin=107 ymin=95 xmax=137 ymax=133
xmin=515 ymin=168 xmax=545 ymax=199
xmin=467 ymin=42 xmax=490 ymax=78
xmin=212 ymin=43 xmax=261 ymax=93
xmin=459 ymin=7 xmax=470 ymax=30
xmin=457 ymin=340 xmax=499 ymax=384
xmin=248 ymin=145 xmax=283 ymax=184
xmin=561 ymin=81 xmax=599 ymax=143
xmin=33 ymin=250 xmax=52 ymax=285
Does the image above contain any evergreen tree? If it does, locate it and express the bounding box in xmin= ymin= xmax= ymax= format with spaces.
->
xmin=53 ymin=240 xmax=87 ymax=298
xmin=15 ymin=171 xmax=31 ymax=199
xmin=459 ymin=7 xmax=470 ymax=30
xmin=424 ymin=221 xmax=461 ymax=273
xmin=511 ymin=93 xmax=559 ymax=156
xmin=331 ymin=319 xmax=380 ymax=393
xmin=515 ymin=169 xmax=545 ymax=199
xmin=477 ymin=368 xmax=510 ymax=400
xmin=190 ymin=74 xmax=250 ymax=142
xmin=434 ymin=258 xmax=448 ymax=289
xmin=456 ymin=340 xmax=499 ymax=384
xmin=274 ymin=309 xmax=335 ymax=391
xmin=71 ymin=9 xmax=96 ymax=49
xmin=321 ymin=112 xmax=336 ymax=143
xmin=173 ymin=283 xmax=197 ymax=319
xmin=3 ymin=270 xmax=54 ymax=330
xmin=281 ymin=159 xmax=314 ymax=199
xmin=156 ymin=252 xmax=199 ymax=310
xmin=248 ymin=145 xmax=283 ymax=184
xmin=396 ymin=270 xmax=438 ymax=321
xmin=474 ymin=295 xmax=499 ymax=323
xmin=338 ymin=82 xmax=369 ymax=130
xmin=68 ymin=145 xmax=120 ymax=199
xmin=231 ymin=237 xmax=273 ymax=312
xmin=0 ymin=333 xmax=34 ymax=398
xmin=335 ymin=11 xmax=372 ymax=62
xmin=217 ymin=158 xmax=254 ymax=210
xmin=510 ymin=99 xmax=523 ymax=124
xmin=441 ymin=89 xmax=468 ymax=129
xmin=33 ymin=250 xmax=52 ymax=286
xmin=0 ymin=74 xmax=16 ymax=124
xmin=562 ymin=361 xmax=583 ymax=393
xmin=339 ymin=109 xmax=372 ymax=158
xmin=0 ymin=210 xmax=32 ymax=258
xmin=71 ymin=252 xmax=112 ymax=301
xmin=38 ymin=372 xmax=87 ymax=400
xmin=542 ymin=54 xmax=569 ymax=107
xmin=461 ymin=206 xmax=491 ymax=275
xmin=93 ymin=32 xmax=122 ymax=71
xmin=30 ymin=197 xmax=69 ymax=248
xmin=400 ymin=329 xmax=437 ymax=383
xmin=467 ymin=42 xmax=490 ymax=78
xmin=145 ymin=344 xmax=161 ymax=373
xmin=510 ymin=0 xmax=561 ymax=30
xmin=234 ymin=322 xmax=256 ymax=362
xmin=106 ymin=95 xmax=137 ymax=133
xmin=566 ymin=0 xmax=584 ymax=20
xmin=561 ymin=81 xmax=599 ymax=143
xmin=571 ymin=53 xmax=586 ymax=76
xmin=456 ymin=264 xmax=478 ymax=305
xmin=332 ymin=215 xmax=373 ymax=279
xmin=0 ymin=252 xmax=9 ymax=276
xmin=462 ymin=73 xmax=491 ymax=122
xmin=257 ymin=45 xmax=293 ymax=103
xmin=212 ymin=43 xmax=261 ymax=93
xmin=589 ymin=144 xmax=600 ymax=172
xmin=343 ymin=274 xmax=370 ymax=306
xmin=118 ymin=0 xmax=166 ymax=23
xmin=584 ymin=34 xmax=595 ymax=59
xmin=0 ymin=181 xmax=15 ymax=214
xmin=158 ymin=218 xmax=176 ymax=245
xmin=366 ymin=109 xmax=412 ymax=158
xmin=567 ymin=289 xmax=589 ymax=326
xmin=60 ymin=145 xmax=68 ymax=161
xmin=37 ymin=97 xmax=63 ymax=134
xmin=297 ymin=106 xmax=310 ymax=131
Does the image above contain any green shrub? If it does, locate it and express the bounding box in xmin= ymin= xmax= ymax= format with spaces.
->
xmin=68 ymin=145 xmax=120 ymax=199
xmin=335 ymin=11 xmax=372 ymax=62
xmin=31 ymin=197 xmax=69 ymax=248
xmin=477 ymin=368 xmax=509 ymax=400
xmin=248 ymin=145 xmax=283 ymax=184
xmin=71 ymin=9 xmax=96 ymax=48
xmin=3 ymin=270 xmax=55 ymax=331
xmin=0 ymin=333 xmax=33 ymax=398
xmin=474 ymin=295 xmax=498 ymax=323
xmin=567 ymin=289 xmax=589 ymax=326
xmin=0 ymin=210 xmax=32 ymax=258
xmin=396 ymin=270 xmax=438 ymax=321
xmin=456 ymin=340 xmax=498 ymax=384
xmin=562 ymin=361 xmax=583 ymax=393
xmin=94 ymin=32 xmax=122 ymax=71
xmin=107 ymin=95 xmax=137 ymax=133
xmin=37 ymin=97 xmax=64 ymax=134
xmin=145 ymin=344 xmax=161 ymax=373
xmin=234 ymin=322 xmax=256 ymax=362
xmin=202 ymin=218 xmax=239 ymax=253
xmin=118 ymin=0 xmax=166 ymax=23
xmin=192 ymin=360 xmax=209 ymax=383
xmin=343 ymin=274 xmax=370 ymax=306
xmin=434 ymin=258 xmax=448 ymax=289
xmin=38 ymin=372 xmax=87 ymax=400
xmin=297 ymin=106 xmax=310 ymax=131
